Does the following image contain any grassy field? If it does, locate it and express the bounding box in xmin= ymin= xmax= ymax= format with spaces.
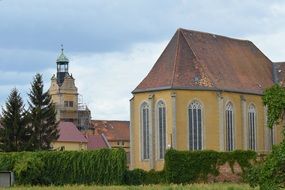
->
xmin=7 ymin=184 xmax=257 ymax=190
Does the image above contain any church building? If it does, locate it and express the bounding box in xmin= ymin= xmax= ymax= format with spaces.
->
xmin=130 ymin=28 xmax=285 ymax=171
xmin=49 ymin=48 xmax=91 ymax=129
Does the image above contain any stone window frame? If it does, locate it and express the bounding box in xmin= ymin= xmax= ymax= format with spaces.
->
xmin=140 ymin=101 xmax=150 ymax=161
xmin=225 ymin=101 xmax=235 ymax=151
xmin=187 ymin=100 xmax=204 ymax=151
xmin=248 ymin=103 xmax=257 ymax=150
xmin=156 ymin=100 xmax=167 ymax=160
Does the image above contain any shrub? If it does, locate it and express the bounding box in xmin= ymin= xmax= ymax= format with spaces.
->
xmin=164 ymin=149 xmax=257 ymax=184
xmin=245 ymin=142 xmax=285 ymax=190
xmin=124 ymin=169 xmax=147 ymax=185
xmin=0 ymin=148 xmax=127 ymax=185
xmin=124 ymin=169 xmax=165 ymax=185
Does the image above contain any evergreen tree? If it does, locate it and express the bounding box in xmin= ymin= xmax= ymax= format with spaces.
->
xmin=0 ymin=88 xmax=28 ymax=152
xmin=27 ymin=73 xmax=59 ymax=150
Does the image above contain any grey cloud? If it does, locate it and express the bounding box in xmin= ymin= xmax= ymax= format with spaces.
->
xmin=0 ymin=0 xmax=283 ymax=53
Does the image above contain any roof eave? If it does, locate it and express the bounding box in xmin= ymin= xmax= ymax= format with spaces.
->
xmin=132 ymin=86 xmax=265 ymax=96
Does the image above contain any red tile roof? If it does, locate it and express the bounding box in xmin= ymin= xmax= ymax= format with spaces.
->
xmin=133 ymin=28 xmax=274 ymax=95
xmin=57 ymin=122 xmax=87 ymax=143
xmin=274 ymin=62 xmax=285 ymax=86
xmin=91 ymin=120 xmax=130 ymax=141
xmin=87 ymin=134 xmax=109 ymax=150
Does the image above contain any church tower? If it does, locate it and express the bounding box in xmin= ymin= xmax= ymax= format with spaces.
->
xmin=49 ymin=47 xmax=79 ymax=124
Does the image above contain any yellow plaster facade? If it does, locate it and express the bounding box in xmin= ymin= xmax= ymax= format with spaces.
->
xmin=49 ymin=49 xmax=91 ymax=129
xmin=130 ymin=90 xmax=283 ymax=171
xmin=109 ymin=140 xmax=130 ymax=153
xmin=52 ymin=141 xmax=87 ymax=151
xmin=49 ymin=75 xmax=79 ymax=123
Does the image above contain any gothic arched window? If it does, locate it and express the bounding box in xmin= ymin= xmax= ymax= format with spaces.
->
xmin=141 ymin=102 xmax=150 ymax=160
xmin=248 ymin=104 xmax=256 ymax=150
xmin=188 ymin=100 xmax=203 ymax=150
xmin=225 ymin=102 xmax=234 ymax=151
xmin=157 ymin=101 xmax=166 ymax=159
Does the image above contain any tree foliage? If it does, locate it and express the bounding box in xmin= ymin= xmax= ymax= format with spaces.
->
xmin=0 ymin=89 xmax=28 ymax=151
xmin=27 ymin=73 xmax=59 ymax=150
xmin=245 ymin=142 xmax=285 ymax=190
xmin=263 ymin=84 xmax=285 ymax=129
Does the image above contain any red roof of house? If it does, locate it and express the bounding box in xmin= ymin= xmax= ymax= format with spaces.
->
xmin=133 ymin=28 xmax=274 ymax=95
xmin=91 ymin=120 xmax=130 ymax=141
xmin=87 ymin=134 xmax=109 ymax=150
xmin=57 ymin=121 xmax=87 ymax=143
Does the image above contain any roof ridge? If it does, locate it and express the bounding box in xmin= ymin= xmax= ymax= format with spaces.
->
xmin=178 ymin=28 xmax=250 ymax=43
xmin=180 ymin=29 xmax=198 ymax=59
xmin=180 ymin=30 xmax=218 ymax=89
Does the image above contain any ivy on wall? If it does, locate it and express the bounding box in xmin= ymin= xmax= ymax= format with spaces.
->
xmin=164 ymin=149 xmax=257 ymax=184
xmin=263 ymin=84 xmax=285 ymax=129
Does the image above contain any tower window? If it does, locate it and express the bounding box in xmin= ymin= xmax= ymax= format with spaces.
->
xmin=64 ymin=101 xmax=74 ymax=107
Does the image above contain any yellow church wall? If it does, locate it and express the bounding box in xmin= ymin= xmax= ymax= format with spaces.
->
xmin=131 ymin=89 xmax=282 ymax=171
xmin=131 ymin=91 xmax=173 ymax=171
xmin=52 ymin=141 xmax=87 ymax=151
xmin=175 ymin=90 xmax=220 ymax=151
xmin=244 ymin=94 xmax=266 ymax=151
xmin=275 ymin=124 xmax=283 ymax=145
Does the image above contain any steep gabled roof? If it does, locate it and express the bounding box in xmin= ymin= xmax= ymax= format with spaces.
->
xmin=133 ymin=28 xmax=274 ymax=95
xmin=57 ymin=122 xmax=87 ymax=143
xmin=91 ymin=120 xmax=130 ymax=141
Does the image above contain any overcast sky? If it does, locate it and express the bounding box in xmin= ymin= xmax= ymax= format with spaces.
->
xmin=1 ymin=0 xmax=285 ymax=120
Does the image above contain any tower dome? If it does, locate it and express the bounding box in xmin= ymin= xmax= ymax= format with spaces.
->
xmin=56 ymin=48 xmax=69 ymax=63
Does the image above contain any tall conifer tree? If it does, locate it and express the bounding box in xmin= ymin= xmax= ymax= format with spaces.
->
xmin=0 ymin=88 xmax=27 ymax=152
xmin=27 ymin=74 xmax=59 ymax=150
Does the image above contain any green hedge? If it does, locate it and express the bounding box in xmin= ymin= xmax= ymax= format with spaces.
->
xmin=124 ymin=169 xmax=165 ymax=185
xmin=0 ymin=149 xmax=126 ymax=185
xmin=164 ymin=149 xmax=257 ymax=184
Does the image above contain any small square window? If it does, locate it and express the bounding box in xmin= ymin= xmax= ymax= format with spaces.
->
xmin=69 ymin=101 xmax=73 ymax=107
xmin=64 ymin=101 xmax=68 ymax=107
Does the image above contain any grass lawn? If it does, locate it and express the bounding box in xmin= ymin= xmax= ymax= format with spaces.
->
xmin=7 ymin=183 xmax=257 ymax=190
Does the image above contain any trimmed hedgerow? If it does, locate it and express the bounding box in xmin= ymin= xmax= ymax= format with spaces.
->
xmin=164 ymin=149 xmax=257 ymax=184
xmin=124 ymin=169 xmax=166 ymax=185
xmin=0 ymin=148 xmax=126 ymax=185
